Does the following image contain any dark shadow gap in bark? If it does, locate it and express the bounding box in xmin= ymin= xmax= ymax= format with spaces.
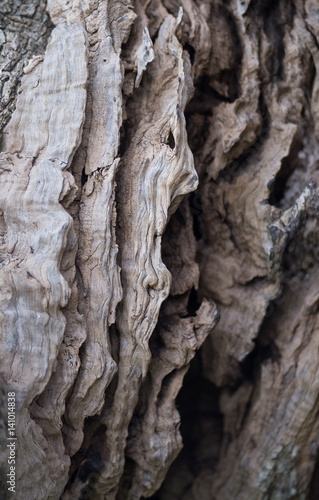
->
xmin=186 ymin=75 xmax=235 ymax=115
xmin=149 ymin=354 xmax=224 ymax=500
xmin=184 ymin=43 xmax=195 ymax=66
xmin=176 ymin=355 xmax=223 ymax=473
xmin=81 ymin=168 xmax=88 ymax=187
xmin=268 ymin=134 xmax=305 ymax=208
xmin=188 ymin=191 xmax=203 ymax=241
xmin=78 ymin=450 xmax=104 ymax=484
xmin=186 ymin=287 xmax=201 ymax=317
xmin=240 ymin=313 xmax=281 ymax=384
xmin=62 ymin=416 xmax=107 ymax=496
xmin=62 ymin=371 xmax=120 ymax=495
xmin=109 ymin=323 xmax=120 ymax=365
xmin=308 ymin=447 xmax=319 ymax=500
xmin=116 ymin=457 xmax=137 ymax=500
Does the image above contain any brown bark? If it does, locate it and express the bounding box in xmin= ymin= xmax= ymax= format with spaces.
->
xmin=1 ymin=1 xmax=319 ymax=499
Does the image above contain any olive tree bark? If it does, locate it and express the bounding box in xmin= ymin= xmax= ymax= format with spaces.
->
xmin=1 ymin=0 xmax=319 ymax=499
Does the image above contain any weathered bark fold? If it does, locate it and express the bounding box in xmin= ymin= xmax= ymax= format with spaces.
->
xmin=1 ymin=0 xmax=319 ymax=499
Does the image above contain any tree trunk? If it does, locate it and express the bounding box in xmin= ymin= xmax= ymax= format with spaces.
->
xmin=1 ymin=0 xmax=319 ymax=499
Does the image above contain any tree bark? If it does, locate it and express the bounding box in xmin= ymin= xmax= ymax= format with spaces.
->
xmin=1 ymin=1 xmax=319 ymax=499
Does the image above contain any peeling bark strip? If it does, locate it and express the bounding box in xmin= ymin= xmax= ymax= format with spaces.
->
xmin=0 ymin=22 xmax=87 ymax=498
xmin=2 ymin=0 xmax=319 ymax=499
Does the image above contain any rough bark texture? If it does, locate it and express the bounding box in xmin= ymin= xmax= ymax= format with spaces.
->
xmin=1 ymin=1 xmax=319 ymax=499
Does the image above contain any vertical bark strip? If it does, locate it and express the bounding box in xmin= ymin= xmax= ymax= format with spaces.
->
xmin=96 ymin=11 xmax=201 ymax=497
xmin=0 ymin=22 xmax=88 ymax=498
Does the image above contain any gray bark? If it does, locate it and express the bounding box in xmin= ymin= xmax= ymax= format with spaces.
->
xmin=1 ymin=1 xmax=319 ymax=500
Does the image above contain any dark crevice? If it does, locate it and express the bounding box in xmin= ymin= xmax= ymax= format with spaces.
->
xmin=186 ymin=75 xmax=236 ymax=114
xmin=184 ymin=43 xmax=195 ymax=65
xmin=239 ymin=293 xmax=285 ymax=384
xmin=244 ymin=276 xmax=267 ymax=288
xmin=116 ymin=457 xmax=137 ymax=500
xmin=268 ymin=135 xmax=304 ymax=208
xmin=268 ymin=156 xmax=296 ymax=207
xmin=78 ymin=451 xmax=104 ymax=484
xmin=189 ymin=191 xmax=202 ymax=240
xmin=240 ymin=330 xmax=281 ymax=384
xmin=118 ymin=123 xmax=128 ymax=157
xmin=176 ymin=358 xmax=223 ymax=474
xmin=81 ymin=168 xmax=88 ymax=187
xmin=186 ymin=287 xmax=201 ymax=316
xmin=308 ymin=438 xmax=319 ymax=500
xmin=305 ymin=54 xmax=319 ymax=102
xmin=63 ymin=418 xmax=107 ymax=498
xmin=109 ymin=323 xmax=120 ymax=365
xmin=150 ymin=28 xmax=160 ymax=45
xmin=150 ymin=355 xmax=223 ymax=499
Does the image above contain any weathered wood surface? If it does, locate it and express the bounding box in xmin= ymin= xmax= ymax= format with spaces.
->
xmin=1 ymin=0 xmax=319 ymax=499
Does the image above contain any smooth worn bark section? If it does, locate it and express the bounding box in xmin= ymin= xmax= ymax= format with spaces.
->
xmin=1 ymin=0 xmax=319 ymax=500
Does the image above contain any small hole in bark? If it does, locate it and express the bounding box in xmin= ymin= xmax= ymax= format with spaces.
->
xmin=168 ymin=131 xmax=175 ymax=150
xmin=186 ymin=287 xmax=201 ymax=316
